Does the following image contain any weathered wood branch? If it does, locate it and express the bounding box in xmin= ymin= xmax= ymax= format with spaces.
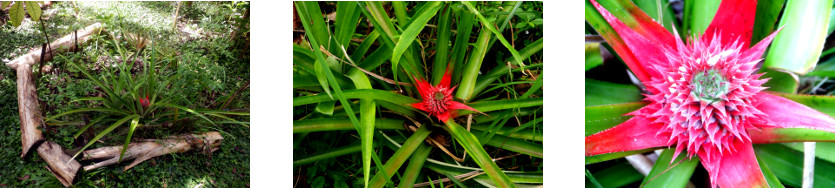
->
xmin=6 ymin=23 xmax=102 ymax=187
xmin=16 ymin=59 xmax=44 ymax=157
xmin=81 ymin=132 xmax=223 ymax=171
xmin=6 ymin=22 xmax=103 ymax=69
xmin=10 ymin=22 xmax=103 ymax=156
xmin=38 ymin=141 xmax=81 ymax=187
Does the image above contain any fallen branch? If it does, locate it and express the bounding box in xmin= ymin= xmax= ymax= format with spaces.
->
xmin=6 ymin=23 xmax=102 ymax=187
xmin=81 ymin=132 xmax=223 ymax=171
xmin=7 ymin=22 xmax=103 ymax=70
xmin=38 ymin=141 xmax=81 ymax=187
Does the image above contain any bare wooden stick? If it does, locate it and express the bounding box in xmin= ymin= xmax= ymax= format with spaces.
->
xmin=218 ymin=80 xmax=250 ymax=110
xmin=445 ymin=171 xmax=486 ymax=188
xmin=407 ymin=125 xmax=464 ymax=162
xmin=414 ymin=171 xmax=484 ymax=188
xmin=81 ymin=132 xmax=223 ymax=171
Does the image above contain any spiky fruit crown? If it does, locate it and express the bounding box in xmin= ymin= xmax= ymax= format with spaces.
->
xmin=635 ymin=34 xmax=773 ymax=165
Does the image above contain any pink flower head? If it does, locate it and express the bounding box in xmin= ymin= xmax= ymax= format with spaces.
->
xmin=411 ymin=68 xmax=481 ymax=122
xmin=586 ymin=0 xmax=835 ymax=187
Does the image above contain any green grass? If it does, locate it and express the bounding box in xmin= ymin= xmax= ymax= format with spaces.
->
xmin=0 ymin=2 xmax=249 ymax=186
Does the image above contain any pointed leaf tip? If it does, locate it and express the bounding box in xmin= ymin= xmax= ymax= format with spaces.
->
xmin=755 ymin=93 xmax=835 ymax=133
xmin=588 ymin=0 xmax=671 ymax=83
xmin=703 ymin=0 xmax=758 ymax=48
xmin=700 ymin=142 xmax=767 ymax=188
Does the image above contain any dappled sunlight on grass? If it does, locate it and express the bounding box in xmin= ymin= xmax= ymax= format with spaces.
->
xmin=75 ymin=1 xmax=177 ymax=35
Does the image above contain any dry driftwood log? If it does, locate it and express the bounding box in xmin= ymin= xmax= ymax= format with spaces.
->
xmin=14 ymin=58 xmax=44 ymax=157
xmin=5 ymin=23 xmax=103 ymax=187
xmin=81 ymin=132 xmax=223 ymax=171
xmin=38 ymin=141 xmax=81 ymax=186
xmin=10 ymin=22 xmax=103 ymax=157
xmin=7 ymin=22 xmax=103 ymax=70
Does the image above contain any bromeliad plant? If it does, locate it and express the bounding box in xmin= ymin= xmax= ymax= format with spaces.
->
xmin=586 ymin=0 xmax=835 ymax=187
xmin=294 ymin=1 xmax=542 ymax=187
xmin=46 ymin=29 xmax=248 ymax=163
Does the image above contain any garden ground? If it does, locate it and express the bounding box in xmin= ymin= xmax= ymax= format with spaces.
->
xmin=0 ymin=2 xmax=249 ymax=186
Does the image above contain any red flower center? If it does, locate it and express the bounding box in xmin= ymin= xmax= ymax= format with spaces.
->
xmin=424 ymin=88 xmax=450 ymax=116
xmin=410 ymin=72 xmax=482 ymax=122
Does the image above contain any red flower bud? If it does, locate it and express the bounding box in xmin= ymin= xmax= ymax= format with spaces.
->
xmin=140 ymin=95 xmax=150 ymax=108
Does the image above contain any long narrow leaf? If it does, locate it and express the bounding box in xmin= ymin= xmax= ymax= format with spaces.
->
xmin=480 ymin=132 xmax=543 ymax=158
xmin=424 ymin=162 xmax=543 ymax=184
xmin=462 ymin=98 xmax=543 ymax=115
xmin=586 ymin=148 xmax=657 ymax=165
xmin=335 ymin=2 xmax=361 ymax=49
xmin=369 ymin=125 xmax=432 ymax=188
xmin=586 ymin=162 xmax=641 ymax=188
xmin=455 ymin=28 xmax=491 ymax=101
xmin=295 ymin=1 xmax=364 ymax=144
xmin=585 ymin=102 xmax=647 ymax=136
xmin=345 ymin=52 xmax=379 ymax=187
xmin=119 ymin=117 xmax=141 ymax=162
xmin=462 ymin=2 xmax=525 ymax=70
xmin=758 ymin=154 xmax=786 ymax=188
xmin=71 ymin=114 xmax=139 ymax=161
xmin=398 ymin=143 xmax=432 ymax=188
xmin=352 ymin=31 xmax=380 ymax=62
xmin=585 ymin=79 xmax=642 ymax=106
xmin=153 ymin=103 xmax=214 ymax=125
xmin=641 ymin=149 xmax=699 ymax=188
xmin=433 ymin=4 xmax=453 ymax=85
xmin=472 ymin=39 xmax=543 ymax=95
xmin=73 ymin=115 xmax=106 ymax=139
xmin=46 ymin=108 xmax=131 ymax=122
xmin=755 ymin=144 xmax=835 ymax=187
xmin=391 ymin=1 xmax=441 ymax=82
xmin=293 ymin=143 xmax=363 ymax=166
xmin=445 ymin=120 xmax=515 ymax=188
xmin=450 ymin=8 xmax=475 ymax=84
xmin=686 ymin=0 xmax=721 ymax=37
xmin=293 ymin=89 xmax=418 ymax=107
